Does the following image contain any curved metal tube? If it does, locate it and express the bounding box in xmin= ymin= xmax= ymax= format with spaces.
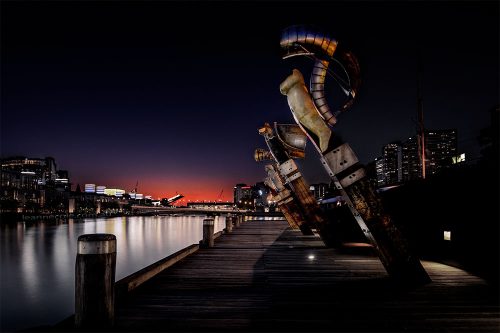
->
xmin=280 ymin=25 xmax=361 ymax=126
xmin=311 ymin=59 xmax=337 ymax=125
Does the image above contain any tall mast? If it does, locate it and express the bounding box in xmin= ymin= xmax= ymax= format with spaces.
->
xmin=417 ymin=52 xmax=426 ymax=179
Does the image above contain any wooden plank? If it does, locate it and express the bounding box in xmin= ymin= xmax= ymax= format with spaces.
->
xmin=114 ymin=219 xmax=500 ymax=332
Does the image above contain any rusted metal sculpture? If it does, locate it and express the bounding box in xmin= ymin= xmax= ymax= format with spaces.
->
xmin=256 ymin=123 xmax=336 ymax=246
xmin=255 ymin=146 xmax=312 ymax=233
xmin=262 ymin=163 xmax=311 ymax=233
xmin=281 ymin=25 xmax=360 ymax=126
xmin=280 ymin=70 xmax=331 ymax=152
xmin=279 ymin=25 xmax=430 ymax=285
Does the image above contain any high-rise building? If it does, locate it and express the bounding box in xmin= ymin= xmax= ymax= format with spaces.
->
xmin=402 ymin=135 xmax=422 ymax=182
xmin=375 ymin=129 xmax=458 ymax=186
xmin=402 ymin=129 xmax=458 ymax=182
xmin=383 ymin=142 xmax=403 ymax=185
xmin=233 ymin=183 xmax=251 ymax=204
xmin=374 ymin=157 xmax=386 ymax=187
xmin=374 ymin=142 xmax=403 ymax=187
xmin=425 ymin=129 xmax=458 ymax=176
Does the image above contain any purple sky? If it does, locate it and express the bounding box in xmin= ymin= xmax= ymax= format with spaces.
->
xmin=1 ymin=1 xmax=498 ymax=200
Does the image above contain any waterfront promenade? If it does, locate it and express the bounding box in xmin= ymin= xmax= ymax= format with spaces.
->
xmin=113 ymin=218 xmax=500 ymax=332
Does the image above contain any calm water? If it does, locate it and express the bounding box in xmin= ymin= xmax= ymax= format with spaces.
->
xmin=0 ymin=215 xmax=225 ymax=332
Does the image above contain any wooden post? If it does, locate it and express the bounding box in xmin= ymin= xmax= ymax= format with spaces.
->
xmin=225 ymin=214 xmax=233 ymax=233
xmin=75 ymin=234 xmax=116 ymax=329
xmin=201 ymin=218 xmax=215 ymax=248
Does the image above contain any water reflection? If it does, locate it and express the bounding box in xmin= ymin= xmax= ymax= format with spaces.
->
xmin=0 ymin=215 xmax=224 ymax=332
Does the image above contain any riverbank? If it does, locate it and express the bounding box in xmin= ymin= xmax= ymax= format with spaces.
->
xmin=0 ymin=215 xmax=228 ymax=332
xmin=56 ymin=218 xmax=500 ymax=332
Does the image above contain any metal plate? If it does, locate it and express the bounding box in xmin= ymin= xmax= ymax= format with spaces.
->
xmin=278 ymin=159 xmax=298 ymax=176
xmin=323 ymin=143 xmax=359 ymax=175
xmin=339 ymin=168 xmax=366 ymax=187
xmin=286 ymin=171 xmax=302 ymax=183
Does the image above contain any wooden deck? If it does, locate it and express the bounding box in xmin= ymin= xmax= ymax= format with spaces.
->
xmin=115 ymin=218 xmax=500 ymax=332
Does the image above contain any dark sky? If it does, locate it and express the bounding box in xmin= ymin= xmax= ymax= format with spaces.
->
xmin=1 ymin=1 xmax=498 ymax=201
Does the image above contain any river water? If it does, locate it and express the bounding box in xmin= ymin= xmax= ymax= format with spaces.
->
xmin=0 ymin=215 xmax=226 ymax=332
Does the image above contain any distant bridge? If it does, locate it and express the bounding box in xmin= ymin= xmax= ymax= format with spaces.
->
xmin=131 ymin=205 xmax=283 ymax=217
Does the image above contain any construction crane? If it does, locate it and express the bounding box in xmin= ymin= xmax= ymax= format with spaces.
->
xmin=129 ymin=180 xmax=139 ymax=199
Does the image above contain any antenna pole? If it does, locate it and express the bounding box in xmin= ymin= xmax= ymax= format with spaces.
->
xmin=417 ymin=52 xmax=426 ymax=179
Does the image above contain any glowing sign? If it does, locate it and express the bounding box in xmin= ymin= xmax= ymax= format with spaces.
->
xmin=85 ymin=184 xmax=96 ymax=193
xmin=104 ymin=188 xmax=125 ymax=197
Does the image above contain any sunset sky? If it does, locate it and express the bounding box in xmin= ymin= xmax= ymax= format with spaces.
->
xmin=1 ymin=1 xmax=498 ymax=201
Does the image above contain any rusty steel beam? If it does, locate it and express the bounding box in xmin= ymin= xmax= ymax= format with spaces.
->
xmin=257 ymin=124 xmax=337 ymax=246
xmin=264 ymin=168 xmax=312 ymax=234
xmin=279 ymin=69 xmax=430 ymax=285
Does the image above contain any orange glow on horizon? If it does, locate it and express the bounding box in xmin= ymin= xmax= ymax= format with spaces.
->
xmin=73 ymin=175 xmax=257 ymax=205
xmin=125 ymin=179 xmax=238 ymax=205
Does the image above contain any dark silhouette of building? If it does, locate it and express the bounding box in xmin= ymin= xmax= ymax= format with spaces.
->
xmin=1 ymin=156 xmax=70 ymax=213
xmin=375 ymin=129 xmax=458 ymax=187
xmin=233 ymin=183 xmax=251 ymax=206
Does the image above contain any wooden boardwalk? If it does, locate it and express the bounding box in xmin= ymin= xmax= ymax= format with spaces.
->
xmin=115 ymin=219 xmax=499 ymax=332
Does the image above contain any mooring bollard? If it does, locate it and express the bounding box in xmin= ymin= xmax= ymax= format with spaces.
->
xmin=201 ymin=218 xmax=215 ymax=247
xmin=75 ymin=234 xmax=116 ymax=329
xmin=225 ymin=214 xmax=233 ymax=233
xmin=235 ymin=215 xmax=241 ymax=227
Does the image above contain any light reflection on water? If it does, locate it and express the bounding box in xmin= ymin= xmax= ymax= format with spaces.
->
xmin=0 ymin=215 xmax=225 ymax=332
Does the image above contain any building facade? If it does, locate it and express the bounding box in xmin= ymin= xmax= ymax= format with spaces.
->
xmin=1 ymin=156 xmax=70 ymax=213
xmin=375 ymin=129 xmax=458 ymax=187
xmin=233 ymin=183 xmax=252 ymax=205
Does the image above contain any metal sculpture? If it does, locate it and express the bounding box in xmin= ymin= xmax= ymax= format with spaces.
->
xmin=280 ymin=25 xmax=361 ymax=126
xmin=262 ymin=163 xmax=312 ymax=234
xmin=279 ymin=25 xmax=430 ymax=285
xmin=280 ymin=69 xmax=331 ymax=152
xmin=256 ymin=123 xmax=336 ymax=246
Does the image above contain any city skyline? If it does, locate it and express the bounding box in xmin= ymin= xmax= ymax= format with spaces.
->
xmin=2 ymin=1 xmax=498 ymax=201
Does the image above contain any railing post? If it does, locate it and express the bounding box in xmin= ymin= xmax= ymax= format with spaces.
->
xmin=75 ymin=234 xmax=116 ymax=329
xmin=201 ymin=218 xmax=215 ymax=248
xmin=225 ymin=214 xmax=233 ymax=233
